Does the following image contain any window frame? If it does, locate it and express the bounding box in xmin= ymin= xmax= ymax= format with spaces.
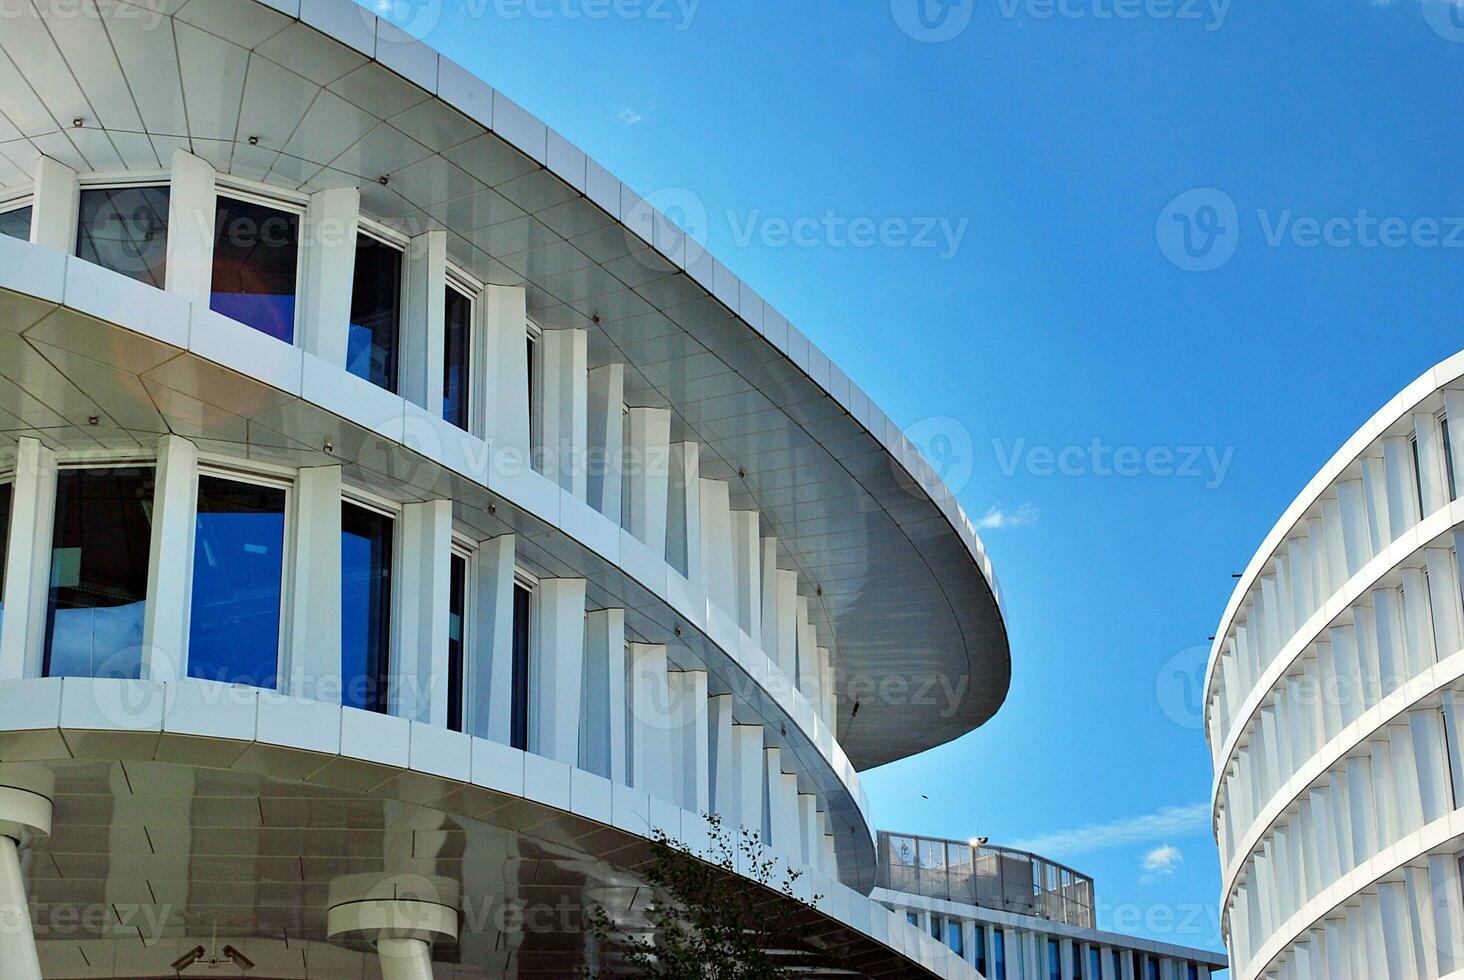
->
xmin=211 ymin=180 xmax=307 ymax=346
xmin=190 ymin=460 xmax=295 ymax=691
xmin=0 ymin=192 xmax=34 ymax=242
xmin=526 ymin=318 xmax=544 ymax=467
xmin=347 ymin=218 xmax=410 ymax=393
xmin=511 ymin=565 xmax=539 ymax=751
xmin=447 ymin=534 xmax=476 ymax=733
xmin=73 ymin=175 xmax=172 ymax=288
xmin=444 ymin=263 xmax=482 ymax=435
xmin=340 ymin=488 xmax=402 ymax=714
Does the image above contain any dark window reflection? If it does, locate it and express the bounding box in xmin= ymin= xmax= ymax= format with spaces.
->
xmin=447 ymin=554 xmax=466 ymax=732
xmin=76 ymin=187 xmax=169 ymax=288
xmin=0 ymin=206 xmax=31 ymax=241
xmin=347 ymin=236 xmax=402 ymax=392
xmin=44 ymin=468 xmax=156 ymax=679
xmin=511 ymin=582 xmax=531 ymax=750
xmin=0 ymin=482 xmax=11 ymax=636
xmin=211 ymin=197 xmax=300 ymax=342
xmin=443 ymin=285 xmax=472 ymax=429
xmin=342 ymin=503 xmax=393 ymax=713
xmin=188 ymin=477 xmax=286 ymax=689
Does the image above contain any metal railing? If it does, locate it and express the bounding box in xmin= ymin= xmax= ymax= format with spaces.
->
xmin=877 ymin=831 xmax=1096 ymax=928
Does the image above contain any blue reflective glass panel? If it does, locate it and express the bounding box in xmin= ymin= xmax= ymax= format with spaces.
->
xmin=44 ymin=468 xmax=155 ymax=679
xmin=443 ymin=285 xmax=472 ymax=429
xmin=0 ymin=482 xmax=10 ymax=637
xmin=188 ymin=477 xmax=285 ymax=689
xmin=1048 ymin=939 xmax=1060 ymax=980
xmin=0 ymin=206 xmax=31 ymax=241
xmin=945 ymin=919 xmax=963 ymax=956
xmin=341 ymin=503 xmax=393 ymax=713
xmin=511 ymin=583 xmax=530 ymax=750
xmin=211 ymin=197 xmax=299 ymax=342
xmin=447 ymin=554 xmax=466 ymax=732
xmin=973 ymin=925 xmax=986 ymax=972
xmin=347 ymin=236 xmax=402 ymax=392
xmin=992 ymin=930 xmax=1006 ymax=980
xmin=76 ymin=187 xmax=169 ymax=288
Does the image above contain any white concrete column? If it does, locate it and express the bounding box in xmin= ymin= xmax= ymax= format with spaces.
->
xmin=796 ymin=596 xmax=817 ymax=695
xmin=581 ymin=608 xmax=626 ymax=781
xmin=141 ymin=434 xmax=199 ymax=685
xmin=485 ymin=286 xmax=531 ymax=465
xmin=707 ymin=694 xmax=736 ymax=822
xmin=770 ymin=755 xmax=800 ymax=859
xmin=759 ymin=538 xmax=779 ymax=654
xmin=587 ymin=363 xmax=624 ymax=521
xmin=1414 ymin=412 xmax=1450 ymax=513
xmin=668 ymin=668 xmax=708 ymax=813
xmin=1429 ymin=851 xmax=1464 ymax=972
xmin=818 ymin=647 xmax=835 ymax=726
xmin=630 ymin=642 xmax=673 ymax=802
xmin=730 ymin=511 xmax=761 ymax=639
xmin=393 ymin=499 xmax=453 ymax=726
xmin=531 ymin=578 xmax=587 ymax=764
xmin=0 ymin=772 xmax=52 ymax=980
xmin=377 ymin=938 xmax=434 ymax=980
xmin=540 ymin=328 xmax=588 ymax=497
xmin=29 ymin=155 xmax=78 ymax=252
xmin=732 ymin=724 xmax=764 ymax=837
xmin=0 ymin=439 xmax=56 ymax=679
xmin=299 ymin=186 xmax=360 ymax=366
xmin=401 ymin=229 xmax=447 ymax=413
xmin=285 ymin=465 xmax=342 ymax=702
xmin=163 ymin=148 xmax=216 ymax=308
xmin=667 ymin=442 xmax=700 ymax=580
xmin=774 ymin=570 xmax=799 ymax=684
xmin=797 ymin=793 xmax=819 ymax=869
xmin=472 ymin=534 xmax=517 ymax=743
xmin=699 ymin=479 xmax=734 ymax=615
xmin=624 ymin=407 xmax=670 ymax=556
xmin=820 ymin=828 xmax=837 ymax=878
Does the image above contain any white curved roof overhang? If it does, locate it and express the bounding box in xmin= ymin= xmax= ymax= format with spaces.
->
xmin=0 ymin=677 xmax=981 ymax=980
xmin=1202 ymin=350 xmax=1464 ymax=742
xmin=0 ymin=242 xmax=885 ymax=891
xmin=0 ymin=0 xmax=1011 ymax=771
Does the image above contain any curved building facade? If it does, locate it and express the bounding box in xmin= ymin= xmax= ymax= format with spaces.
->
xmin=1205 ymin=354 xmax=1464 ymax=980
xmin=0 ymin=1 xmax=1013 ymax=977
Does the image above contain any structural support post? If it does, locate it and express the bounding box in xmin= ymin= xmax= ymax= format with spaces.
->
xmin=532 ymin=578 xmax=587 ymax=763
xmin=733 ymin=725 xmax=765 ymax=840
xmin=300 ymin=186 xmax=360 ymax=368
xmin=759 ymin=537 xmax=780 ymax=655
xmin=669 ymin=668 xmax=709 ymax=813
xmin=630 ymin=642 xmax=673 ymax=802
xmin=775 ymin=570 xmax=799 ymax=686
xmin=164 ymin=148 xmax=217 ymax=308
xmin=286 ymin=465 xmax=342 ymax=703
xmin=581 ymin=608 xmax=627 ymax=780
xmin=0 ymin=772 xmax=53 ymax=980
xmin=667 ymin=443 xmax=700 ymax=580
xmin=485 ymin=285 xmax=531 ymax=468
xmin=141 ymin=434 xmax=199 ymax=685
xmin=587 ymin=363 xmax=624 ymax=521
xmin=624 ymin=407 xmax=670 ymax=557
xmin=708 ymin=694 xmax=737 ymax=824
xmin=473 ymin=534 xmax=517 ymax=743
xmin=0 ymin=439 xmax=56 ymax=680
xmin=699 ymin=479 xmax=734 ymax=616
xmin=394 ymin=500 xmax=453 ymax=726
xmin=29 ymin=155 xmax=78 ymax=253
xmin=539 ymin=329 xmax=588 ymax=498
xmin=730 ymin=512 xmax=761 ymax=639
xmin=401 ymin=230 xmax=447 ymax=413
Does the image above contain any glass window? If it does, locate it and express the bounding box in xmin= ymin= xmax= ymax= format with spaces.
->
xmin=76 ymin=186 xmax=169 ymax=287
xmin=443 ymin=284 xmax=472 ymax=430
xmin=44 ymin=468 xmax=155 ymax=679
xmin=992 ymin=929 xmax=1006 ymax=980
xmin=1090 ymin=949 xmax=1102 ymax=980
xmin=945 ymin=919 xmax=963 ymax=956
xmin=188 ymin=477 xmax=285 ymax=689
xmin=342 ymin=503 xmax=393 ymax=713
xmin=1144 ymin=956 xmax=1159 ymax=980
xmin=0 ymin=205 xmax=31 ymax=241
xmin=929 ymin=914 xmax=941 ymax=939
xmin=1187 ymin=964 xmax=1199 ymax=980
xmin=211 ymin=196 xmax=300 ymax=342
xmin=1048 ymin=938 xmax=1060 ymax=980
xmin=0 ymin=481 xmax=11 ymax=636
xmin=973 ymin=925 xmax=986 ymax=972
xmin=511 ymin=581 xmax=531 ymax=750
xmin=347 ymin=235 xmax=402 ymax=392
xmin=447 ymin=553 xmax=466 ymax=732
xmin=905 ymin=911 xmax=918 ymax=928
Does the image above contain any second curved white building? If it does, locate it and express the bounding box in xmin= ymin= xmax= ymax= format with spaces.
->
xmin=1206 ymin=354 xmax=1464 ymax=980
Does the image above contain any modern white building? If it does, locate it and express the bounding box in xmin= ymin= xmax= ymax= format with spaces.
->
xmin=0 ymin=0 xmax=1029 ymax=977
xmin=1205 ymin=353 xmax=1464 ymax=980
xmin=875 ymin=832 xmax=1227 ymax=980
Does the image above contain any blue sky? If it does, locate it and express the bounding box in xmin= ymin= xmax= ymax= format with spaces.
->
xmin=375 ymin=0 xmax=1464 ymax=955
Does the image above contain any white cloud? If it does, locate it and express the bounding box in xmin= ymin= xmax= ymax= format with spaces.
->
xmin=975 ymin=502 xmax=1039 ymax=530
xmin=1011 ymin=803 xmax=1209 ymax=857
xmin=617 ymin=106 xmax=646 ymax=126
xmin=1141 ymin=844 xmax=1184 ymax=883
